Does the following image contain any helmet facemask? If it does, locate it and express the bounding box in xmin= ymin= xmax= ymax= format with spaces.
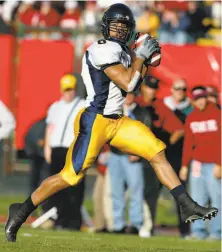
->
xmin=102 ymin=18 xmax=135 ymax=44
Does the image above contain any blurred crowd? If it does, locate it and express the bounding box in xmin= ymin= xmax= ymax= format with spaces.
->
xmin=0 ymin=73 xmax=221 ymax=240
xmin=0 ymin=0 xmax=221 ymax=45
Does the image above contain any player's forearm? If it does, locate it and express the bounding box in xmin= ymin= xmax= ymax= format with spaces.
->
xmin=120 ymin=57 xmax=144 ymax=90
xmin=104 ymin=58 xmax=145 ymax=92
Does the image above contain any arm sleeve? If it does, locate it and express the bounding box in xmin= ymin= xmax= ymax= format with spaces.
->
xmin=182 ymin=117 xmax=194 ymax=166
xmin=89 ymin=41 xmax=122 ymax=70
xmin=46 ymin=103 xmax=56 ymax=125
xmin=0 ymin=101 xmax=16 ymax=139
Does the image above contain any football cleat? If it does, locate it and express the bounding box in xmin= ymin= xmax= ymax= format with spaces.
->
xmin=5 ymin=203 xmax=25 ymax=242
xmin=176 ymin=193 xmax=218 ymax=224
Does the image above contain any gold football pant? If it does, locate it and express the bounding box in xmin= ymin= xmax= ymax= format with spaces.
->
xmin=60 ymin=108 xmax=166 ymax=186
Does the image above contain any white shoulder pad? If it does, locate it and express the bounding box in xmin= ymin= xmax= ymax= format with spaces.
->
xmin=88 ymin=40 xmax=122 ymax=68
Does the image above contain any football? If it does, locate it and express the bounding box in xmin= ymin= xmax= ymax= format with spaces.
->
xmin=135 ymin=33 xmax=161 ymax=67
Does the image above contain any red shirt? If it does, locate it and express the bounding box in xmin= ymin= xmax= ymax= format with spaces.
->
xmin=182 ymin=103 xmax=221 ymax=166
xmin=60 ymin=10 xmax=81 ymax=38
xmin=38 ymin=8 xmax=60 ymax=27
xmin=60 ymin=10 xmax=81 ymax=29
xmin=136 ymin=96 xmax=184 ymax=133
xmin=18 ymin=8 xmax=38 ymax=26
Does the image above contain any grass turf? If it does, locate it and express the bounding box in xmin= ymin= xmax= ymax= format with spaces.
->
xmin=0 ymin=226 xmax=221 ymax=252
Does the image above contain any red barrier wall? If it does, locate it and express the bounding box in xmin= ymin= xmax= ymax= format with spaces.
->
xmin=0 ymin=35 xmax=14 ymax=107
xmin=16 ymin=40 xmax=74 ymax=149
xmin=152 ymin=45 xmax=221 ymax=99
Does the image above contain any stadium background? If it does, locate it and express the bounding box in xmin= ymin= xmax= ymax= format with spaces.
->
xmin=0 ymin=0 xmax=221 ymax=235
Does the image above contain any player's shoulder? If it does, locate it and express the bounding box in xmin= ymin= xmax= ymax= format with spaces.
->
xmin=87 ymin=39 xmax=122 ymax=67
xmin=89 ymin=39 xmax=122 ymax=53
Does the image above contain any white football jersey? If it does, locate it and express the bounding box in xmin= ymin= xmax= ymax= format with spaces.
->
xmin=81 ymin=39 xmax=132 ymax=115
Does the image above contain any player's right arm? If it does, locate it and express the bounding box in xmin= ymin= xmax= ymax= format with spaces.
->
xmin=104 ymin=37 xmax=160 ymax=92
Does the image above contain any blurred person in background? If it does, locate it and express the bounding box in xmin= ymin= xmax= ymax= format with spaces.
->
xmin=44 ymin=74 xmax=85 ymax=230
xmin=206 ymin=85 xmax=220 ymax=109
xmin=17 ymin=0 xmax=38 ymax=27
xmin=0 ymin=3 xmax=12 ymax=34
xmin=80 ymin=1 xmax=98 ymax=31
xmin=163 ymin=79 xmax=193 ymax=123
xmin=38 ymin=1 xmax=60 ymax=28
xmin=24 ymin=117 xmax=48 ymax=195
xmin=37 ymin=1 xmax=60 ymax=40
xmin=59 ymin=0 xmax=81 ymax=39
xmin=163 ymin=78 xmax=193 ymax=237
xmin=186 ymin=1 xmax=209 ymax=41
xmin=0 ymin=100 xmax=15 ymax=180
xmin=0 ymin=100 xmax=15 ymax=141
xmin=180 ymin=86 xmax=221 ymax=240
xmin=136 ymin=6 xmax=160 ymax=37
xmin=93 ymin=145 xmax=110 ymax=233
xmin=136 ymin=77 xmax=186 ymax=236
xmin=159 ymin=9 xmax=191 ymax=45
xmin=107 ymin=93 xmax=149 ymax=236
xmin=1 ymin=0 xmax=19 ymax=24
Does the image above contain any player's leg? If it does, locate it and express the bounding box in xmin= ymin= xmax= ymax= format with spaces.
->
xmin=5 ymin=109 xmax=108 ymax=242
xmin=110 ymin=117 xmax=180 ymax=189
xmin=110 ymin=116 xmax=218 ymax=223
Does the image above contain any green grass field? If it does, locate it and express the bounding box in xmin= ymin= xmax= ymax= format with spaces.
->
xmin=0 ymin=226 xmax=221 ymax=252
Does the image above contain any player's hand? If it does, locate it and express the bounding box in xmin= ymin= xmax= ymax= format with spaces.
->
xmin=128 ymin=155 xmax=140 ymax=162
xmin=179 ymin=166 xmax=188 ymax=181
xmin=213 ymin=164 xmax=221 ymax=179
xmin=134 ymin=36 xmax=160 ymax=61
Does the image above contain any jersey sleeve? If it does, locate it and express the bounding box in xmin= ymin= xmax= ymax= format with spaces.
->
xmin=89 ymin=40 xmax=122 ymax=70
xmin=46 ymin=102 xmax=57 ymax=124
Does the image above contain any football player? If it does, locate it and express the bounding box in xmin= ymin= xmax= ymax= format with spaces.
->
xmin=5 ymin=3 xmax=218 ymax=242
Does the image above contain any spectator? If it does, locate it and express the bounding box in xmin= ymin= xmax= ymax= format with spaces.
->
xmin=186 ymin=1 xmax=209 ymax=41
xmin=180 ymin=86 xmax=221 ymax=240
xmin=93 ymin=145 xmax=110 ymax=233
xmin=206 ymin=85 xmax=220 ymax=109
xmin=60 ymin=1 xmax=81 ymax=36
xmin=0 ymin=15 xmax=12 ymax=34
xmin=44 ymin=74 xmax=85 ymax=230
xmin=1 ymin=0 xmax=19 ymax=24
xmin=0 ymin=100 xmax=15 ymax=141
xmin=17 ymin=0 xmax=38 ymax=26
xmin=38 ymin=1 xmax=60 ymax=27
xmin=0 ymin=100 xmax=15 ymax=180
xmin=136 ymin=6 xmax=160 ymax=37
xmin=80 ymin=1 xmax=98 ymax=31
xmin=37 ymin=1 xmax=60 ymax=40
xmin=163 ymin=78 xmax=193 ymax=237
xmin=136 ymin=77 xmax=186 ymax=236
xmin=24 ymin=117 xmax=48 ymax=194
xmin=159 ymin=9 xmax=191 ymax=45
xmin=163 ymin=79 xmax=193 ymax=123
xmin=107 ymin=93 xmax=146 ymax=236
